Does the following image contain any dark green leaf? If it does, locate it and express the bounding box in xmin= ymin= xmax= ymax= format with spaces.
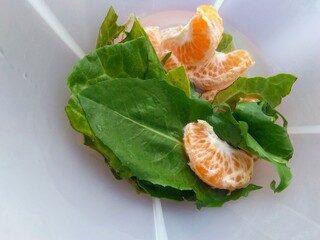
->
xmin=234 ymin=102 xmax=293 ymax=160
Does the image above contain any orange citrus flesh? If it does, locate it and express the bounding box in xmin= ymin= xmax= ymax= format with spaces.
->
xmin=187 ymin=50 xmax=255 ymax=91
xmin=144 ymin=5 xmax=254 ymax=96
xmin=161 ymin=6 xmax=223 ymax=65
xmin=183 ymin=120 xmax=255 ymax=190
xmin=161 ymin=15 xmax=215 ymax=65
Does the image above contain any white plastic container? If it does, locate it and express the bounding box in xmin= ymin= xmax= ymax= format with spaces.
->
xmin=1 ymin=0 xmax=320 ymax=239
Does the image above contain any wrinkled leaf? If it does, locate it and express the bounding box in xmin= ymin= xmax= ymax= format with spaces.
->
xmin=67 ymin=37 xmax=165 ymax=94
xmin=214 ymin=74 xmax=297 ymax=108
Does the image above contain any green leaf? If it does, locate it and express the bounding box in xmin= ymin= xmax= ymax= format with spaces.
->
xmin=67 ymin=37 xmax=165 ymax=94
xmin=166 ymin=66 xmax=191 ymax=97
xmin=234 ymin=102 xmax=293 ymax=160
xmin=213 ymin=74 xmax=297 ymax=108
xmin=122 ymin=18 xmax=166 ymax=80
xmin=216 ymin=32 xmax=235 ymax=53
xmin=96 ymin=6 xmax=130 ymax=48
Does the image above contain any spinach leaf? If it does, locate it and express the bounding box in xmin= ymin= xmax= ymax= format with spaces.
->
xmin=96 ymin=6 xmax=130 ymax=48
xmin=166 ymin=66 xmax=191 ymax=97
xmin=216 ymin=32 xmax=235 ymax=53
xmin=213 ymin=74 xmax=297 ymax=108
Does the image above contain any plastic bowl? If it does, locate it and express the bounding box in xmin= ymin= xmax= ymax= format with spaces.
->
xmin=1 ymin=0 xmax=320 ymax=239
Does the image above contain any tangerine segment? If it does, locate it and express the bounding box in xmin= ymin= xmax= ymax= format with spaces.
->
xmin=197 ymin=5 xmax=223 ymax=41
xmin=187 ymin=50 xmax=255 ymax=91
xmin=183 ymin=120 xmax=254 ymax=190
xmin=161 ymin=6 xmax=223 ymax=65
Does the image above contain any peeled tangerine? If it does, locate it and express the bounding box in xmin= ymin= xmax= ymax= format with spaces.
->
xmin=183 ymin=120 xmax=255 ymax=190
xmin=145 ymin=5 xmax=255 ymax=100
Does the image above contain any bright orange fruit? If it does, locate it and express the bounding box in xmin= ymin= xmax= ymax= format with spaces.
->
xmin=183 ymin=120 xmax=255 ymax=190
xmin=187 ymin=50 xmax=254 ymax=91
xmin=161 ymin=5 xmax=223 ymax=65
